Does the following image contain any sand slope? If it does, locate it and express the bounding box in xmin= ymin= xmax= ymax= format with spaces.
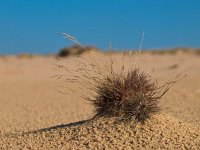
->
xmin=1 ymin=114 xmax=200 ymax=149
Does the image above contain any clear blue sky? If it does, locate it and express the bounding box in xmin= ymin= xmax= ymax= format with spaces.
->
xmin=0 ymin=0 xmax=200 ymax=54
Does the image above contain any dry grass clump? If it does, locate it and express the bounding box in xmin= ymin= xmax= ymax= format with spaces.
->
xmin=56 ymin=32 xmax=177 ymax=123
xmin=56 ymin=52 xmax=177 ymax=123
xmin=89 ymin=67 xmax=175 ymax=123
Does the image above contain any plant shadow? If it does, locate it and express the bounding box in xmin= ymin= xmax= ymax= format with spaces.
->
xmin=23 ymin=119 xmax=90 ymax=135
xmin=2 ymin=118 xmax=93 ymax=138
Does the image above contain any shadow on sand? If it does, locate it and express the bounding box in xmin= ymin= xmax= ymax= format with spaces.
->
xmin=23 ymin=119 xmax=90 ymax=135
xmin=2 ymin=118 xmax=94 ymax=138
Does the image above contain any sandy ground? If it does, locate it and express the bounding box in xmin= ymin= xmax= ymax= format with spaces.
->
xmin=0 ymin=52 xmax=200 ymax=149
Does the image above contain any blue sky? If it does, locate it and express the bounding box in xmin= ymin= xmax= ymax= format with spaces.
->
xmin=0 ymin=0 xmax=200 ymax=54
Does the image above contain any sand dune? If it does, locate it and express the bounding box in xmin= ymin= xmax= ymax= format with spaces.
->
xmin=1 ymin=114 xmax=200 ymax=149
xmin=0 ymin=53 xmax=200 ymax=149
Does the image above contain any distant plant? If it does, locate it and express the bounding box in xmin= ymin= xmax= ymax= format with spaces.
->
xmin=58 ymin=44 xmax=98 ymax=57
xmin=149 ymin=48 xmax=196 ymax=55
xmin=17 ymin=53 xmax=33 ymax=59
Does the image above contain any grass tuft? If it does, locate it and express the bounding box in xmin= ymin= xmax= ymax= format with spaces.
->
xmin=56 ymin=32 xmax=177 ymax=124
xmin=88 ymin=67 xmax=175 ymax=123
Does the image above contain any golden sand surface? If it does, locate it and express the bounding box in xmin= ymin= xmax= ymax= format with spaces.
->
xmin=0 ymin=53 xmax=200 ymax=149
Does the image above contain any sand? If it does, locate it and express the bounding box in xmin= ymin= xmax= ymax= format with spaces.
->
xmin=0 ymin=52 xmax=200 ymax=149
